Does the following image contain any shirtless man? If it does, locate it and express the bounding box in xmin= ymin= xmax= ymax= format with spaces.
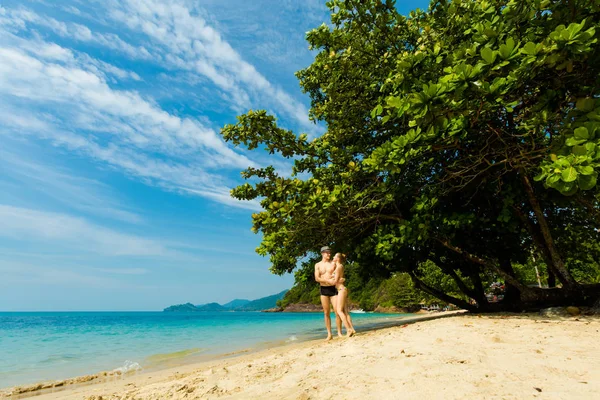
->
xmin=314 ymin=246 xmax=342 ymax=340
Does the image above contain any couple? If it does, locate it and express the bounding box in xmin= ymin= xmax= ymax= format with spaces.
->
xmin=314 ymin=246 xmax=356 ymax=340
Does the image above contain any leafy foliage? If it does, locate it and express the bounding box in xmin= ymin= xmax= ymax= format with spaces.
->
xmin=221 ymin=0 xmax=600 ymax=311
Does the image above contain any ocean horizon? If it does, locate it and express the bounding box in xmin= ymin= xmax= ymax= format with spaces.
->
xmin=0 ymin=311 xmax=412 ymax=389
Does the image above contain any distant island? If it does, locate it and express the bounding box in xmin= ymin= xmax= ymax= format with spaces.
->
xmin=163 ymin=290 xmax=288 ymax=312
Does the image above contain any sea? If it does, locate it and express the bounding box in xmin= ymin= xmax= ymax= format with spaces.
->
xmin=0 ymin=311 xmax=412 ymax=389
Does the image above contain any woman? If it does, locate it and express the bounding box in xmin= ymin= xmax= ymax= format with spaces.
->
xmin=331 ymin=253 xmax=356 ymax=337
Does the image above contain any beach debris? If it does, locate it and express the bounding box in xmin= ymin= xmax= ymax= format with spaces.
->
xmin=539 ymin=307 xmax=569 ymax=317
xmin=566 ymin=306 xmax=581 ymax=316
xmin=534 ymin=387 xmax=543 ymax=392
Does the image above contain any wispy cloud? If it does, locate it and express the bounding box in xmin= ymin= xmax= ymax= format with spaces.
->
xmin=0 ymin=204 xmax=165 ymax=256
xmin=0 ymin=32 xmax=257 ymax=208
xmin=1 ymin=2 xmax=316 ymax=132
xmin=0 ymin=144 xmax=144 ymax=224
xmin=0 ymin=6 xmax=154 ymax=60
xmin=106 ymin=0 xmax=314 ymax=129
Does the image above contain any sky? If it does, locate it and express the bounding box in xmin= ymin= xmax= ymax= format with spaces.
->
xmin=0 ymin=0 xmax=430 ymax=311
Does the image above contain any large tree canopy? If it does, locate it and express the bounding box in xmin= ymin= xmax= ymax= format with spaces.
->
xmin=221 ymin=0 xmax=600 ymax=311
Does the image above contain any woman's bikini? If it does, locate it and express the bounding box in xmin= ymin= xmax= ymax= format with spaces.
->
xmin=333 ymin=267 xmax=346 ymax=291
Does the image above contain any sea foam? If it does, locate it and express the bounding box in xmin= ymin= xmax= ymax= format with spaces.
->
xmin=112 ymin=360 xmax=142 ymax=375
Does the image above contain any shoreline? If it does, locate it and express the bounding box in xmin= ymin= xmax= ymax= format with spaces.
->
xmin=5 ymin=310 xmax=598 ymax=399
xmin=0 ymin=311 xmax=463 ymax=399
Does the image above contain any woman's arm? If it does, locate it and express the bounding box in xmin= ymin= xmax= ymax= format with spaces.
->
xmin=332 ymin=264 xmax=345 ymax=285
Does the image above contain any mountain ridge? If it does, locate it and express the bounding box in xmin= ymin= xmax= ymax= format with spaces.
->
xmin=164 ymin=290 xmax=288 ymax=312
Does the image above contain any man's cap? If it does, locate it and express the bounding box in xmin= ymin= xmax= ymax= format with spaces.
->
xmin=320 ymin=246 xmax=331 ymax=253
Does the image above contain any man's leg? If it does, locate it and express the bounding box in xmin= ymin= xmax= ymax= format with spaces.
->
xmin=320 ymin=295 xmax=332 ymax=341
xmin=331 ymin=295 xmax=343 ymax=337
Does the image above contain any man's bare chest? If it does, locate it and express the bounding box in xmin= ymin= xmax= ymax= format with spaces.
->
xmin=319 ymin=263 xmax=335 ymax=276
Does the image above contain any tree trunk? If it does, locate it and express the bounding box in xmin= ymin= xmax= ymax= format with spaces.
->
xmin=520 ymin=174 xmax=579 ymax=290
xmin=547 ymin=268 xmax=556 ymax=288
xmin=468 ymin=268 xmax=488 ymax=306
xmin=498 ymin=257 xmax=521 ymax=311
xmin=513 ymin=205 xmax=564 ymax=287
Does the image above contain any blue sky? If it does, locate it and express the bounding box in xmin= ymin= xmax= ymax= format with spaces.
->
xmin=0 ymin=0 xmax=430 ymax=311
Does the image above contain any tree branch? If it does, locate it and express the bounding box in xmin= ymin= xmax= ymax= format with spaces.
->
xmin=435 ymin=238 xmax=528 ymax=291
xmin=409 ymin=271 xmax=476 ymax=311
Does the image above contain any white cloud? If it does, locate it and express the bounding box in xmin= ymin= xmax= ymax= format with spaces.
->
xmin=0 ymin=204 xmax=166 ymax=256
xmin=0 ymin=145 xmax=144 ymax=224
xmin=0 ymin=44 xmax=248 ymax=163
xmin=0 ymin=37 xmax=261 ymax=209
xmin=0 ymin=3 xmax=315 ymax=210
xmin=0 ymin=6 xmax=154 ymax=61
xmin=109 ymin=0 xmax=312 ymax=123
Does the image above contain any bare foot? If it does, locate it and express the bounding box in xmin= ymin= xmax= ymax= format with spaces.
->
xmin=347 ymin=330 xmax=356 ymax=337
xmin=325 ymin=334 xmax=332 ymax=341
xmin=337 ymin=333 xmax=344 ymax=338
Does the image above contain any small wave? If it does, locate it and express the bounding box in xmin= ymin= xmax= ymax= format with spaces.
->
xmin=286 ymin=335 xmax=298 ymax=342
xmin=145 ymin=348 xmax=205 ymax=364
xmin=40 ymin=354 xmax=80 ymax=364
xmin=112 ymin=360 xmax=142 ymax=375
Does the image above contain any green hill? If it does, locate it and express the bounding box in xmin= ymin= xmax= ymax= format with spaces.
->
xmin=234 ymin=290 xmax=288 ymax=311
xmin=196 ymin=302 xmax=227 ymax=311
xmin=163 ymin=303 xmax=200 ymax=312
xmin=222 ymin=299 xmax=251 ymax=309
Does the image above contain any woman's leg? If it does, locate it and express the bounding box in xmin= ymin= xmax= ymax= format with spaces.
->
xmin=336 ymin=289 xmax=353 ymax=337
xmin=345 ymin=301 xmax=356 ymax=334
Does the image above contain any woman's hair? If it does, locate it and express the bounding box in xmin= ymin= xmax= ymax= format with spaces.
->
xmin=335 ymin=253 xmax=347 ymax=264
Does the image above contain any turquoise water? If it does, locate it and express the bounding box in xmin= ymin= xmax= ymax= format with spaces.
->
xmin=0 ymin=311 xmax=411 ymax=388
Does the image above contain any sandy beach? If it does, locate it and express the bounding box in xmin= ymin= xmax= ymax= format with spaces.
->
xmin=2 ymin=312 xmax=599 ymax=400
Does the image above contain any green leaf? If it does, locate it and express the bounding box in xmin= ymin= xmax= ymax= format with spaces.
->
xmin=546 ymin=174 xmax=561 ymax=185
xmin=371 ymin=104 xmax=383 ymax=118
xmin=573 ymin=145 xmax=588 ymax=156
xmin=559 ymin=181 xmax=579 ymax=196
xmin=561 ymin=167 xmax=578 ymax=182
xmin=574 ymin=127 xmax=590 ymax=140
xmin=579 ymin=172 xmax=598 ymax=190
xmin=576 ymin=98 xmax=595 ymax=112
xmin=585 ymin=143 xmax=596 ymax=152
xmin=578 ymin=165 xmax=595 ymax=175
xmin=386 ymin=96 xmax=403 ymax=108
xmin=499 ymin=37 xmax=515 ymax=59
xmin=522 ymin=42 xmax=537 ymax=55
xmin=480 ymin=47 xmax=496 ymax=64
xmin=566 ymin=137 xmax=587 ymax=146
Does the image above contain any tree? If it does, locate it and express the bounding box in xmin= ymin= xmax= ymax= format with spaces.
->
xmin=221 ymin=0 xmax=600 ymax=311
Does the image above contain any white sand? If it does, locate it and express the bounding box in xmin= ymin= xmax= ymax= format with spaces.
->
xmin=3 ymin=313 xmax=599 ymax=400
